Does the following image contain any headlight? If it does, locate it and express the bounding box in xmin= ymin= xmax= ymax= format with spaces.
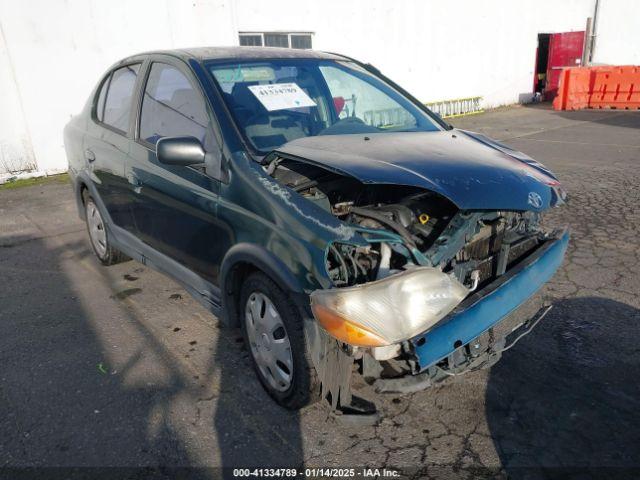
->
xmin=310 ymin=267 xmax=469 ymax=347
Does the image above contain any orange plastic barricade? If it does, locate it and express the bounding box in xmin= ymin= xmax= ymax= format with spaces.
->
xmin=553 ymin=66 xmax=640 ymax=111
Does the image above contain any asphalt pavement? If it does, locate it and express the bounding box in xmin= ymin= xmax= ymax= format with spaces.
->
xmin=1 ymin=104 xmax=639 ymax=479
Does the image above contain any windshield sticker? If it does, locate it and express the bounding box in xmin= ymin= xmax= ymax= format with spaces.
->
xmin=248 ymin=83 xmax=317 ymax=111
xmin=213 ymin=66 xmax=275 ymax=83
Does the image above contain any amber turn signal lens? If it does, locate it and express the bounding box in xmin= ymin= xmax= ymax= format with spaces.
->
xmin=311 ymin=304 xmax=389 ymax=347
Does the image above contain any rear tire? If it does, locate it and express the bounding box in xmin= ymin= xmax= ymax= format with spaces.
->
xmin=239 ymin=272 xmax=319 ymax=410
xmin=83 ymin=191 xmax=128 ymax=266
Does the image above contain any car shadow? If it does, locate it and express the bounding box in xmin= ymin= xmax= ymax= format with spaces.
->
xmin=485 ymin=296 xmax=640 ymax=477
xmin=0 ymin=233 xmax=304 ymax=476
xmin=211 ymin=322 xmax=306 ymax=476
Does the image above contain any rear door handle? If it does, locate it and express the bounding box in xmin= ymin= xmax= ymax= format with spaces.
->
xmin=84 ymin=149 xmax=96 ymax=162
xmin=127 ymin=173 xmax=142 ymax=194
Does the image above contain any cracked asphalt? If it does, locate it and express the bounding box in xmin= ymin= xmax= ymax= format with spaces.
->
xmin=1 ymin=105 xmax=639 ymax=479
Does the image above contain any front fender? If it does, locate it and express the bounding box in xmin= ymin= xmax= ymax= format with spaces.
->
xmin=221 ymin=242 xmax=304 ymax=293
xmin=219 ymin=243 xmax=309 ymax=327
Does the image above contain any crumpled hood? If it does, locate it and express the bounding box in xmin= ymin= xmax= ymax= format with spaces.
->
xmin=276 ymin=130 xmax=565 ymax=211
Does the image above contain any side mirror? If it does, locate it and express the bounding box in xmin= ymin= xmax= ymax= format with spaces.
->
xmin=156 ymin=136 xmax=205 ymax=166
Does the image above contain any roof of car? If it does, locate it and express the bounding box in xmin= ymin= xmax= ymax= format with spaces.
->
xmin=124 ymin=46 xmax=348 ymax=63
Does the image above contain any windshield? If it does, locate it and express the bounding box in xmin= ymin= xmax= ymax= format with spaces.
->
xmin=207 ymin=59 xmax=442 ymax=154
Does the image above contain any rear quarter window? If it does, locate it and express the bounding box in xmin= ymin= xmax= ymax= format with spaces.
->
xmin=99 ymin=64 xmax=141 ymax=133
xmin=95 ymin=76 xmax=109 ymax=122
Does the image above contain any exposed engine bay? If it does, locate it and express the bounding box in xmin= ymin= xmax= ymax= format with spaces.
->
xmin=269 ymin=155 xmax=549 ymax=292
xmin=265 ymin=153 xmax=567 ymax=418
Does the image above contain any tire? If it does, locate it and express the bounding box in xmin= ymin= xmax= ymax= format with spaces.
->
xmin=239 ymin=272 xmax=319 ymax=409
xmin=83 ymin=191 xmax=128 ymax=266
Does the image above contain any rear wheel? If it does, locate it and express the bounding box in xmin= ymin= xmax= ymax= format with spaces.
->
xmin=83 ymin=192 xmax=127 ymax=265
xmin=240 ymin=272 xmax=318 ymax=409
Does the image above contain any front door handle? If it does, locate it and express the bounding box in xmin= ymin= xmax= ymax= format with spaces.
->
xmin=84 ymin=149 xmax=96 ymax=163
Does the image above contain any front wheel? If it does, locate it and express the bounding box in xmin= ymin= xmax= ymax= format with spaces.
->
xmin=240 ymin=272 xmax=318 ymax=409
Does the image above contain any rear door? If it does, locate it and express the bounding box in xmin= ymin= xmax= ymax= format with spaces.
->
xmin=545 ymin=31 xmax=585 ymax=100
xmin=84 ymin=63 xmax=142 ymax=231
xmin=127 ymin=56 xmax=229 ymax=285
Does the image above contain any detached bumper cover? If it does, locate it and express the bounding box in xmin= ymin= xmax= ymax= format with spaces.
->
xmin=410 ymin=228 xmax=569 ymax=372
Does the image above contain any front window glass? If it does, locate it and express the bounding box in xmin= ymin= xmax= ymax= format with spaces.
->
xmin=264 ymin=33 xmax=289 ymax=48
xmin=290 ymin=35 xmax=312 ymax=49
xmin=140 ymin=63 xmax=210 ymax=145
xmin=239 ymin=34 xmax=262 ymax=46
xmin=208 ymin=59 xmax=440 ymax=154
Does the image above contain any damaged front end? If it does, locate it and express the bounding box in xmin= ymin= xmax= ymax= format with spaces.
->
xmin=266 ymin=144 xmax=569 ymax=415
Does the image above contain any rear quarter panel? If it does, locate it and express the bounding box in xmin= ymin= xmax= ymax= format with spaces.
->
xmin=63 ymin=112 xmax=87 ymax=179
xmin=63 ymin=105 xmax=90 ymax=218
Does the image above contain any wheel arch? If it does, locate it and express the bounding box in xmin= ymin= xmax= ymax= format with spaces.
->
xmin=74 ymin=171 xmax=98 ymax=220
xmin=219 ymin=243 xmax=307 ymax=327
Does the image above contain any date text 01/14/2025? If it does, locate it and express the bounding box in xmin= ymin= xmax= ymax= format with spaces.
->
xmin=232 ymin=468 xmax=400 ymax=477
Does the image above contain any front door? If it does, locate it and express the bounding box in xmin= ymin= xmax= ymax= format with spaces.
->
xmin=127 ymin=58 xmax=229 ymax=285
xmin=545 ymin=31 xmax=585 ymax=100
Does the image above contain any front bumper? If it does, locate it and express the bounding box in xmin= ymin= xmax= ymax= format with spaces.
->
xmin=409 ymin=228 xmax=569 ymax=372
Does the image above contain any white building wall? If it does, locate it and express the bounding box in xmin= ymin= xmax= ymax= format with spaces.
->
xmin=591 ymin=0 xmax=640 ymax=65
xmin=0 ymin=0 xmax=638 ymax=176
xmin=234 ymin=0 xmax=595 ymax=107
xmin=0 ymin=0 xmax=237 ymax=176
xmin=0 ymin=23 xmax=36 ymax=174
